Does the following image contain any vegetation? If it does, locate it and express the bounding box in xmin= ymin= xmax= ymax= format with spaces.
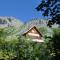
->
xmin=0 ymin=17 xmax=60 ymax=60
xmin=51 ymin=28 xmax=60 ymax=59
xmin=36 ymin=0 xmax=60 ymax=59
xmin=0 ymin=33 xmax=51 ymax=60
xmin=36 ymin=0 xmax=60 ymax=27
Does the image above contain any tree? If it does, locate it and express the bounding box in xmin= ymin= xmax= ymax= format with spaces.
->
xmin=52 ymin=28 xmax=60 ymax=60
xmin=36 ymin=0 xmax=60 ymax=27
xmin=11 ymin=36 xmax=51 ymax=60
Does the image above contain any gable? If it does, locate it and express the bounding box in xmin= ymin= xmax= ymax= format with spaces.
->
xmin=23 ymin=27 xmax=42 ymax=39
xmin=27 ymin=28 xmax=40 ymax=37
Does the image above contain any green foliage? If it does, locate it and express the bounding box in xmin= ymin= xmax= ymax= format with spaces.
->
xmin=38 ymin=27 xmax=53 ymax=38
xmin=52 ymin=28 xmax=60 ymax=59
xmin=36 ymin=0 xmax=60 ymax=27
xmin=0 ymin=33 xmax=51 ymax=60
xmin=44 ymin=28 xmax=60 ymax=60
xmin=0 ymin=35 xmax=18 ymax=60
xmin=38 ymin=27 xmax=48 ymax=35
xmin=16 ymin=37 xmax=51 ymax=60
xmin=0 ymin=26 xmax=52 ymax=60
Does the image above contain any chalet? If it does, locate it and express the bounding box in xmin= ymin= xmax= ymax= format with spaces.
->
xmin=22 ymin=26 xmax=44 ymax=42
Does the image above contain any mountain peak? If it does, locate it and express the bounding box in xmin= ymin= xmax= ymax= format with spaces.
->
xmin=0 ymin=16 xmax=23 ymax=28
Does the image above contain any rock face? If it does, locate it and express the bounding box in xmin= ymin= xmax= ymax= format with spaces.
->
xmin=26 ymin=18 xmax=48 ymax=28
xmin=0 ymin=17 xmax=23 ymax=28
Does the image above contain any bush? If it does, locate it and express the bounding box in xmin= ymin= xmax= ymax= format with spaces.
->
xmin=1 ymin=27 xmax=60 ymax=60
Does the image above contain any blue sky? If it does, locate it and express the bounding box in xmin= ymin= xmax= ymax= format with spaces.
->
xmin=0 ymin=0 xmax=44 ymax=22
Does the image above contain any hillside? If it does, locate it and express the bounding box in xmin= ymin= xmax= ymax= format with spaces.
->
xmin=24 ymin=18 xmax=59 ymax=29
xmin=0 ymin=17 xmax=23 ymax=37
xmin=0 ymin=17 xmax=60 ymax=60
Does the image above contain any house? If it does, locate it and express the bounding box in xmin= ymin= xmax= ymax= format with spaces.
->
xmin=22 ymin=26 xmax=44 ymax=42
